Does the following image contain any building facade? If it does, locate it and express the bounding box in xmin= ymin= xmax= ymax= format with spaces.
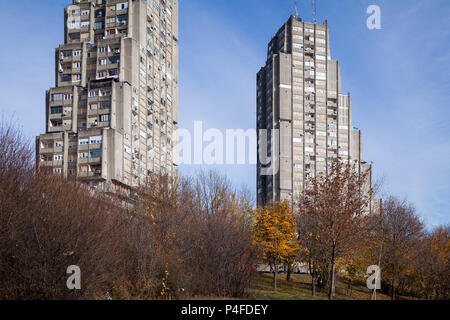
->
xmin=36 ymin=0 xmax=179 ymax=192
xmin=257 ymin=15 xmax=377 ymax=209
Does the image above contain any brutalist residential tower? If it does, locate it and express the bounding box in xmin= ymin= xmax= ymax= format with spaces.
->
xmin=257 ymin=15 xmax=377 ymax=208
xmin=36 ymin=0 xmax=179 ymax=192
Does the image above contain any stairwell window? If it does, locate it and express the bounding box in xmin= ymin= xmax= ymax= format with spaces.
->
xmin=95 ymin=22 xmax=104 ymax=30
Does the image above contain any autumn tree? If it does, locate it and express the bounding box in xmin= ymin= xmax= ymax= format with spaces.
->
xmin=298 ymin=158 xmax=372 ymax=300
xmin=417 ymin=225 xmax=450 ymax=299
xmin=251 ymin=201 xmax=299 ymax=292
xmin=379 ymin=197 xmax=424 ymax=300
xmin=297 ymin=208 xmax=328 ymax=296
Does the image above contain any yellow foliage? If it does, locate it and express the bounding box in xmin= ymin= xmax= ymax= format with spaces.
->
xmin=250 ymin=201 xmax=299 ymax=266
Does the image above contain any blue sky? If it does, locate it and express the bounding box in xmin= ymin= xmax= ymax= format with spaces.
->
xmin=0 ymin=0 xmax=449 ymax=228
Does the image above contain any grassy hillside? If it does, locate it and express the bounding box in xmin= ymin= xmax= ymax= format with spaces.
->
xmin=248 ymin=273 xmax=413 ymax=300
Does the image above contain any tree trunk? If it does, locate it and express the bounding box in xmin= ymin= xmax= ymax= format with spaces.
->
xmin=311 ymin=273 xmax=316 ymax=296
xmin=273 ymin=262 xmax=278 ymax=292
xmin=391 ymin=278 xmax=396 ymax=300
xmin=329 ymin=246 xmax=336 ymax=300
xmin=286 ymin=268 xmax=291 ymax=282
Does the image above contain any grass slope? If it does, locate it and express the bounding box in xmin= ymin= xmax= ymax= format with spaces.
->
xmin=248 ymin=273 xmax=411 ymax=300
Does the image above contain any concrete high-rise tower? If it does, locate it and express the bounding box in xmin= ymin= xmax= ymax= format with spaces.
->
xmin=257 ymin=15 xmax=377 ymax=209
xmin=36 ymin=0 xmax=179 ymax=192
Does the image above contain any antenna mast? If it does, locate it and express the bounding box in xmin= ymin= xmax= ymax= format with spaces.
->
xmin=294 ymin=0 xmax=298 ymax=18
xmin=310 ymin=0 xmax=317 ymax=23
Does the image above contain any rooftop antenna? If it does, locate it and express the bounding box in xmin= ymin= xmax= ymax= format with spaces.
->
xmin=294 ymin=0 xmax=299 ymax=18
xmin=310 ymin=0 xmax=317 ymax=23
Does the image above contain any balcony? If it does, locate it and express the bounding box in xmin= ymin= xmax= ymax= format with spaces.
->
xmin=78 ymin=171 xmax=102 ymax=179
xmin=62 ymin=111 xmax=72 ymax=119
xmin=89 ymin=157 xmax=101 ymax=164
xmin=39 ymin=160 xmax=53 ymax=167
xmin=48 ymin=126 xmax=63 ymax=133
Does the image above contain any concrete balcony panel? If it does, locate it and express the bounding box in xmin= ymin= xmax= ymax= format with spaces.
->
xmin=78 ymin=158 xmax=89 ymax=164
xmin=78 ymin=144 xmax=89 ymax=151
xmin=48 ymin=127 xmax=63 ymax=133
xmin=89 ymin=157 xmax=101 ymax=164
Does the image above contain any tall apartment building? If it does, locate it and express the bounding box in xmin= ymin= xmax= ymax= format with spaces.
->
xmin=257 ymin=15 xmax=377 ymax=209
xmin=36 ymin=0 xmax=179 ymax=192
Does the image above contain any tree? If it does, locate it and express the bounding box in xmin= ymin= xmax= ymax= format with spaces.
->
xmin=297 ymin=211 xmax=327 ymax=296
xmin=298 ymin=158 xmax=372 ymax=299
xmin=379 ymin=197 xmax=424 ymax=300
xmin=419 ymin=225 xmax=450 ymax=299
xmin=251 ymin=201 xmax=299 ymax=292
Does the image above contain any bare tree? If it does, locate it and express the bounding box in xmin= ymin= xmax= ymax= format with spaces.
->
xmin=298 ymin=158 xmax=372 ymax=300
xmin=380 ymin=197 xmax=424 ymax=300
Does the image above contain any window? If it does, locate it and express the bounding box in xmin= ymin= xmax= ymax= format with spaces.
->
xmin=79 ymin=152 xmax=88 ymax=159
xmin=89 ymin=136 xmax=102 ymax=145
xmin=100 ymin=114 xmax=110 ymax=122
xmin=108 ymin=69 xmax=119 ymax=77
xmin=60 ymin=74 xmax=71 ymax=82
xmin=106 ymin=17 xmax=116 ymax=24
xmin=55 ymin=141 xmax=63 ymax=147
xmin=89 ymin=90 xmax=99 ymax=97
xmin=94 ymin=22 xmax=104 ymax=30
xmin=73 ymin=50 xmax=82 ymax=57
xmin=54 ymin=168 xmax=62 ymax=174
xmin=51 ymin=106 xmax=63 ymax=114
xmin=81 ymin=21 xmax=90 ymax=28
xmin=68 ymin=21 xmax=80 ymax=29
xmin=108 ymin=56 xmax=120 ymax=64
xmin=100 ymin=102 xmax=111 ymax=109
xmin=316 ymin=55 xmax=326 ymax=61
xmin=98 ymin=46 xmax=107 ymax=53
xmin=116 ymin=2 xmax=129 ymax=10
xmin=90 ymin=149 xmax=102 ymax=158
xmin=61 ymin=50 xmax=72 ymax=58
xmin=69 ymin=33 xmax=80 ymax=41
xmin=72 ymin=74 xmax=81 ymax=82
xmin=50 ymin=119 xmax=62 ymax=127
xmin=52 ymin=93 xmax=63 ymax=101
xmin=79 ymin=138 xmax=89 ymax=145
xmin=99 ymin=59 xmax=107 ymax=65
xmin=117 ymin=14 xmax=128 ymax=22
xmin=107 ymin=5 xmax=116 ymax=14
xmin=88 ymin=103 xmax=98 ymax=110
xmin=54 ymin=154 xmax=63 ymax=161
xmin=95 ymin=9 xmax=104 ymax=18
